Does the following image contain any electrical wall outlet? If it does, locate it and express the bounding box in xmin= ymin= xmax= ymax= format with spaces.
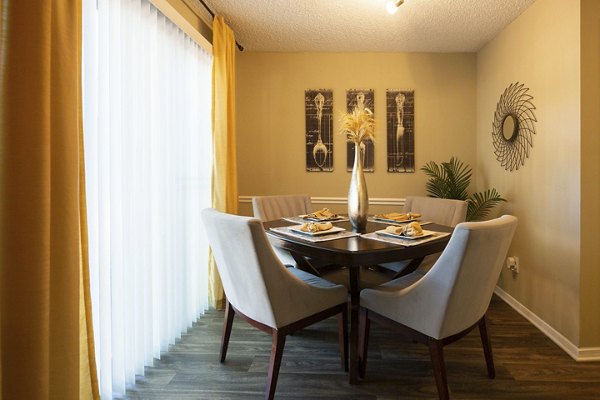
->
xmin=506 ymin=256 xmax=519 ymax=273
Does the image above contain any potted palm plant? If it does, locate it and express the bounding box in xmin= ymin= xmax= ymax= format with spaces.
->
xmin=421 ymin=157 xmax=505 ymax=221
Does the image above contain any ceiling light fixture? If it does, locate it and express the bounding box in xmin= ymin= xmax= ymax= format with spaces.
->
xmin=386 ymin=0 xmax=404 ymax=15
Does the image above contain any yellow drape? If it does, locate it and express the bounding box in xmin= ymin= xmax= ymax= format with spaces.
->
xmin=0 ymin=1 xmax=98 ymax=399
xmin=78 ymin=105 xmax=99 ymax=399
xmin=209 ymin=16 xmax=238 ymax=309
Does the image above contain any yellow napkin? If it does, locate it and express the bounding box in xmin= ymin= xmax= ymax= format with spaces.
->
xmin=300 ymin=221 xmax=333 ymax=233
xmin=306 ymin=208 xmax=338 ymax=220
xmin=385 ymin=221 xmax=423 ymax=237
xmin=376 ymin=212 xmax=421 ymax=221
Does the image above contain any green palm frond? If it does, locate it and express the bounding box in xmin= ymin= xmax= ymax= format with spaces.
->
xmin=421 ymin=161 xmax=448 ymax=198
xmin=467 ymin=189 xmax=506 ymax=221
xmin=441 ymin=157 xmax=471 ymax=200
xmin=421 ymin=157 xmax=505 ymax=221
xmin=421 ymin=157 xmax=470 ymax=200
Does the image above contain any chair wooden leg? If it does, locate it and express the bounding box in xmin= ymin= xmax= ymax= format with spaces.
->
xmin=478 ymin=315 xmax=496 ymax=378
xmin=220 ymin=301 xmax=235 ymax=363
xmin=337 ymin=308 xmax=349 ymax=372
xmin=428 ymin=339 xmax=449 ymax=400
xmin=266 ymin=330 xmax=286 ymax=400
xmin=358 ymin=308 xmax=370 ymax=379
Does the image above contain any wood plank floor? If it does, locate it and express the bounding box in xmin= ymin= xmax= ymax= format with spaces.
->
xmin=124 ymin=295 xmax=600 ymax=399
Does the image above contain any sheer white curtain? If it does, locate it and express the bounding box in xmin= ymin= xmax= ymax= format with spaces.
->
xmin=82 ymin=0 xmax=212 ymax=397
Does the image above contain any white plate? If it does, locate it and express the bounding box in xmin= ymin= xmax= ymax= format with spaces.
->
xmin=289 ymin=225 xmax=346 ymax=236
xmin=375 ymin=229 xmax=435 ymax=240
xmin=373 ymin=216 xmax=420 ymax=224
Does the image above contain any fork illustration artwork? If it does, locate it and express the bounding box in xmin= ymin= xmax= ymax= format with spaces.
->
xmin=395 ymin=93 xmax=406 ymax=170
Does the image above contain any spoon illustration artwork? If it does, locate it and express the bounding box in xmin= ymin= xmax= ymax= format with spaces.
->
xmin=312 ymin=93 xmax=328 ymax=168
xmin=395 ymin=93 xmax=406 ymax=170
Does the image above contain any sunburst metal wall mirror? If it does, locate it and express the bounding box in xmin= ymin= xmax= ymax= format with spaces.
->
xmin=492 ymin=82 xmax=537 ymax=171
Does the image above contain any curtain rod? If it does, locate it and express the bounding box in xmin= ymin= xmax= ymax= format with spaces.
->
xmin=197 ymin=0 xmax=244 ymax=51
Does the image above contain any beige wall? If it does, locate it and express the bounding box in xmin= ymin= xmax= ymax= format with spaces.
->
xmin=580 ymin=0 xmax=600 ymax=347
xmin=476 ymin=0 xmax=582 ymax=344
xmin=235 ymin=0 xmax=597 ymax=350
xmin=236 ymin=52 xmax=476 ymax=216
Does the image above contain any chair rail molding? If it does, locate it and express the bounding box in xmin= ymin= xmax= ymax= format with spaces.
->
xmin=239 ymin=195 xmax=406 ymax=207
xmin=494 ymin=286 xmax=600 ymax=362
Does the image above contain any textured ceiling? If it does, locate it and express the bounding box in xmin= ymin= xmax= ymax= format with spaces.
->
xmin=198 ymin=0 xmax=536 ymax=52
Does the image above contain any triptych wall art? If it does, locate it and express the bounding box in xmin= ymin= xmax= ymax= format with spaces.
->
xmin=304 ymin=89 xmax=415 ymax=173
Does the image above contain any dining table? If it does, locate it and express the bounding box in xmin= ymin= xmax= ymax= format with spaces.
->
xmin=263 ymin=217 xmax=453 ymax=384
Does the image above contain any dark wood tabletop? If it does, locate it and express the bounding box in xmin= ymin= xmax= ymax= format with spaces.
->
xmin=263 ymin=217 xmax=454 ymax=384
xmin=264 ymin=218 xmax=453 ymax=266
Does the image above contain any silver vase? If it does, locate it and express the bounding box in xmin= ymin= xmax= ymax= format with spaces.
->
xmin=348 ymin=143 xmax=369 ymax=232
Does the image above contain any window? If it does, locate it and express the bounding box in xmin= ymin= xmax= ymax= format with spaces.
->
xmin=82 ymin=0 xmax=212 ymax=396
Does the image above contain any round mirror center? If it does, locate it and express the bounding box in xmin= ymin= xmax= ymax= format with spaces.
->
xmin=501 ymin=114 xmax=518 ymax=141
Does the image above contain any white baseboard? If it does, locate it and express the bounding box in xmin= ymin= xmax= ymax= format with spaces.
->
xmin=239 ymin=195 xmax=405 ymax=207
xmin=578 ymin=347 xmax=600 ymax=361
xmin=494 ymin=286 xmax=600 ymax=362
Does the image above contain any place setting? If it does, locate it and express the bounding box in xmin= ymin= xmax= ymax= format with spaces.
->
xmin=282 ymin=207 xmax=350 ymax=224
xmin=369 ymin=212 xmax=432 ymax=226
xmin=269 ymin=220 xmax=359 ymax=242
xmin=271 ymin=209 xmax=358 ymax=242
xmin=361 ymin=220 xmax=450 ymax=246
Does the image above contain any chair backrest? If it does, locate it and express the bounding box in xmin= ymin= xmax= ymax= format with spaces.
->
xmin=396 ymin=215 xmax=517 ymax=339
xmin=201 ymin=208 xmax=338 ymax=329
xmin=402 ymin=196 xmax=468 ymax=227
xmin=252 ymin=194 xmax=312 ymax=222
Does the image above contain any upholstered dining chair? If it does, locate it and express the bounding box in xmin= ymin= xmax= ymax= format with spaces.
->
xmin=252 ymin=194 xmax=340 ymax=275
xmin=252 ymin=194 xmax=311 ymax=269
xmin=380 ymin=196 xmax=468 ymax=278
xmin=403 ymin=196 xmax=468 ymax=227
xmin=201 ymin=208 xmax=349 ymax=400
xmin=252 ymin=194 xmax=312 ymax=222
xmin=359 ymin=215 xmax=518 ymax=400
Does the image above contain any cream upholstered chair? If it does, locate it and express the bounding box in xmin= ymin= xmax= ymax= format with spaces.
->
xmin=252 ymin=194 xmax=312 ymax=268
xmin=403 ymin=196 xmax=468 ymax=227
xmin=380 ymin=196 xmax=468 ymax=277
xmin=252 ymin=194 xmax=339 ymax=275
xmin=201 ymin=209 xmax=348 ymax=400
xmin=359 ymin=215 xmax=518 ymax=400
xmin=252 ymin=194 xmax=312 ymax=222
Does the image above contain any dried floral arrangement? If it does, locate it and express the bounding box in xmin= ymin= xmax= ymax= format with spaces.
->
xmin=339 ymin=106 xmax=375 ymax=145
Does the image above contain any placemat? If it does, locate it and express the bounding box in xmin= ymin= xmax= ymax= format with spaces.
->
xmin=268 ymin=226 xmax=359 ymax=242
xmin=367 ymin=217 xmax=432 ymax=226
xmin=361 ymin=231 xmax=450 ymax=247
xmin=283 ymin=216 xmax=350 ymax=224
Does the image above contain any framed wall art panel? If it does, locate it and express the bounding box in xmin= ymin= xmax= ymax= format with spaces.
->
xmin=346 ymin=89 xmax=375 ymax=172
xmin=386 ymin=89 xmax=415 ymax=173
xmin=305 ymin=89 xmax=333 ymax=172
